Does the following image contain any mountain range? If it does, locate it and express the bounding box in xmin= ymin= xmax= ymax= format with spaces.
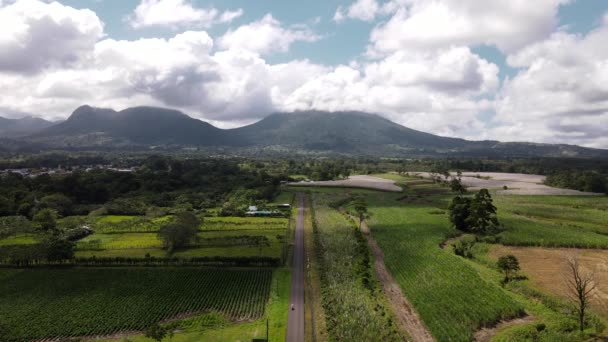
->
xmin=1 ymin=105 xmax=607 ymax=158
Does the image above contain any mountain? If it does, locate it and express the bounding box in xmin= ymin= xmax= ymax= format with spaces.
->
xmin=0 ymin=116 xmax=55 ymax=138
xmin=16 ymin=106 xmax=608 ymax=158
xmin=31 ymin=105 xmax=230 ymax=147
xmin=230 ymin=111 xmax=476 ymax=153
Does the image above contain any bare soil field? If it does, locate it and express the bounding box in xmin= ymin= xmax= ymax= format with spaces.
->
xmin=409 ymin=172 xmax=602 ymax=195
xmin=489 ymin=245 xmax=608 ymax=317
xmin=288 ymin=175 xmax=402 ymax=192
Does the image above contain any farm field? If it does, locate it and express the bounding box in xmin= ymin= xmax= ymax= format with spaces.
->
xmin=407 ymin=171 xmax=602 ymax=195
xmin=0 ymin=267 xmax=274 ymax=342
xmin=493 ymin=195 xmax=608 ymax=248
xmin=94 ymin=268 xmax=291 ymax=342
xmin=311 ymin=191 xmax=403 ymax=341
xmin=363 ymin=189 xmax=523 ymax=341
xmin=488 ymin=245 xmax=608 ymax=317
xmin=374 ymin=173 xmax=608 ymax=249
xmin=75 ymin=229 xmax=285 ymax=258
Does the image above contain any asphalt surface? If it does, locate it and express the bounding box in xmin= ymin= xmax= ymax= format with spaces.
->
xmin=286 ymin=193 xmax=304 ymax=342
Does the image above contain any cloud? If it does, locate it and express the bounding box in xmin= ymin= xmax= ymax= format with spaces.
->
xmin=280 ymin=47 xmax=498 ymax=137
xmin=369 ymin=0 xmax=569 ymax=56
xmin=492 ymin=21 xmax=608 ymax=148
xmin=129 ymin=0 xmax=242 ymax=29
xmin=0 ymin=0 xmax=103 ymax=73
xmin=1 ymin=0 xmax=607 ymax=148
xmin=334 ymin=0 xmax=380 ymax=22
xmin=218 ymin=14 xmax=321 ymax=55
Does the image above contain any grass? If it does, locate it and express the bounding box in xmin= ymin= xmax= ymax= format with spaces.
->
xmin=312 ymin=192 xmax=402 ymax=341
xmin=0 ymin=267 xmax=273 ymax=341
xmin=0 ymin=234 xmax=37 ymax=246
xmin=203 ymin=217 xmax=288 ymax=231
xmin=273 ymin=191 xmax=295 ymax=204
xmin=493 ymin=195 xmax=608 ymax=248
xmin=303 ymin=194 xmax=328 ymax=342
xmin=72 ymin=216 xmax=289 ymax=260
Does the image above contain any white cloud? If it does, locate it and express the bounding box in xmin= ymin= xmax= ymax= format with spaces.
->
xmin=280 ymin=47 xmax=498 ymax=137
xmin=492 ymin=22 xmax=608 ymax=148
xmin=334 ymin=0 xmax=380 ymax=22
xmin=369 ymin=0 xmax=569 ymax=55
xmin=0 ymin=0 xmax=103 ymax=73
xmin=1 ymin=0 xmax=607 ymax=148
xmin=129 ymin=0 xmax=242 ymax=29
xmin=218 ymin=14 xmax=321 ymax=55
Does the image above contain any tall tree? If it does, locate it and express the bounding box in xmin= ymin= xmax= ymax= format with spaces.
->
xmin=565 ymin=256 xmax=597 ymax=333
xmin=448 ymin=196 xmax=471 ymax=231
xmin=353 ymin=197 xmax=369 ymax=230
xmin=158 ymin=212 xmax=200 ymax=252
xmin=465 ymin=189 xmax=499 ymax=234
xmin=33 ymin=208 xmax=58 ymax=234
xmin=497 ymin=255 xmax=520 ymax=283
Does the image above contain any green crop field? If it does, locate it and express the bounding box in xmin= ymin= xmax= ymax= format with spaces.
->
xmin=0 ymin=267 xmax=273 ymax=342
xmin=0 ymin=234 xmax=37 ymax=246
xmin=75 ymin=229 xmax=286 ymax=258
xmin=203 ymin=217 xmax=289 ymax=231
xmin=364 ymin=191 xmax=523 ymax=341
xmin=311 ymin=192 xmax=402 ymax=341
xmin=493 ymin=195 xmax=608 ymax=248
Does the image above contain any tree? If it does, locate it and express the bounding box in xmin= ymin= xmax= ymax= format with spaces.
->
xmin=43 ymin=236 xmax=75 ymax=261
xmin=145 ymin=323 xmax=168 ymax=342
xmin=0 ymin=195 xmax=12 ymax=216
xmin=450 ymin=171 xmax=466 ymax=194
xmin=465 ymin=189 xmax=499 ymax=234
xmin=565 ymin=256 xmax=597 ymax=333
xmin=39 ymin=194 xmax=73 ymax=217
xmin=449 ymin=178 xmax=466 ymax=194
xmin=158 ymin=212 xmax=200 ymax=252
xmin=33 ymin=208 xmax=58 ymax=234
xmin=448 ymin=196 xmax=471 ymax=231
xmin=497 ymin=255 xmax=520 ymax=283
xmin=353 ymin=197 xmax=369 ymax=229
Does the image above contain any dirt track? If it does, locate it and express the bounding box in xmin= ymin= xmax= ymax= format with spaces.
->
xmin=288 ymin=175 xmax=402 ymax=192
xmin=409 ymin=172 xmax=603 ymax=196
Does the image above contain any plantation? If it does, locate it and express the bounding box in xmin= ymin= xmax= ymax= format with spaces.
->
xmin=493 ymin=195 xmax=608 ymax=248
xmin=75 ymin=229 xmax=285 ymax=259
xmin=311 ymin=192 xmax=402 ymax=341
xmin=364 ymin=190 xmax=523 ymax=341
xmin=0 ymin=267 xmax=273 ymax=341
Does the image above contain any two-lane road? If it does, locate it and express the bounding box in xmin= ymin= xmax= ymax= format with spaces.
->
xmin=286 ymin=193 xmax=305 ymax=342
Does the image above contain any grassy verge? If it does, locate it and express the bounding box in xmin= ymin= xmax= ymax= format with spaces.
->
xmin=303 ymin=193 xmax=328 ymax=342
xmin=311 ymin=191 xmax=402 ymax=341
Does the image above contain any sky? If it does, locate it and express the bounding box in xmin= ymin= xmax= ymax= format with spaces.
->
xmin=1 ymin=0 xmax=608 ymax=148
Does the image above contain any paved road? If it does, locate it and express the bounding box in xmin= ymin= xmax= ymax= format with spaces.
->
xmin=286 ymin=193 xmax=304 ymax=342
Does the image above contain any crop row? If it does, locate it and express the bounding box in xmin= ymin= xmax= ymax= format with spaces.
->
xmin=367 ymin=191 xmax=523 ymax=341
xmin=311 ymin=193 xmax=402 ymax=341
xmin=0 ymin=268 xmax=272 ymax=341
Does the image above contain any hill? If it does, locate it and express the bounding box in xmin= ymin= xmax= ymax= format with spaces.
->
xmin=31 ymin=105 xmax=230 ymax=148
xmin=13 ymin=106 xmax=608 ymax=158
xmin=0 ymin=116 xmax=55 ymax=138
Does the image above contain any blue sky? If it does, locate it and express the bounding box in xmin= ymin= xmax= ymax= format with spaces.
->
xmin=57 ymin=0 xmax=608 ymax=68
xmin=1 ymin=0 xmax=608 ymax=147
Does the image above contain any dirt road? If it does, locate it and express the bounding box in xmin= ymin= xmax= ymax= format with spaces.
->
xmin=288 ymin=175 xmax=402 ymax=192
xmin=286 ymin=193 xmax=305 ymax=342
